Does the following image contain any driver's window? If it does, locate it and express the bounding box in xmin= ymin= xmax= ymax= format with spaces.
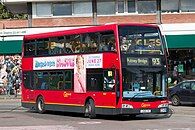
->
xmin=103 ymin=70 xmax=115 ymax=91
xmin=191 ymin=82 xmax=195 ymax=90
xmin=182 ymin=82 xmax=191 ymax=89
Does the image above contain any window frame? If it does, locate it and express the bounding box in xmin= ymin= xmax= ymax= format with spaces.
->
xmin=23 ymin=71 xmax=33 ymax=90
xmin=36 ymin=3 xmax=52 ymax=17
xmin=137 ymin=0 xmax=157 ymax=14
xmin=23 ymin=30 xmax=116 ymax=57
xmin=33 ymin=70 xmax=73 ymax=91
xmin=87 ymin=69 xmax=104 ymax=92
xmin=103 ymin=69 xmax=116 ymax=92
xmin=53 ymin=2 xmax=73 ymax=16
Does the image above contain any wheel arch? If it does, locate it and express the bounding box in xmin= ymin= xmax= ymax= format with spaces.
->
xmin=85 ymin=96 xmax=95 ymax=105
xmin=171 ymin=93 xmax=180 ymax=99
xmin=171 ymin=94 xmax=181 ymax=106
xmin=36 ymin=94 xmax=44 ymax=102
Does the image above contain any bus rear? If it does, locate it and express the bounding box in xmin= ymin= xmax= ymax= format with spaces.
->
xmin=117 ymin=24 xmax=169 ymax=115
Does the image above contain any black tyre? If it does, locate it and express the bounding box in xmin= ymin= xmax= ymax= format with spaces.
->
xmin=129 ymin=114 xmax=137 ymax=119
xmin=171 ymin=95 xmax=180 ymax=106
xmin=84 ymin=99 xmax=96 ymax=119
xmin=36 ymin=96 xmax=46 ymax=114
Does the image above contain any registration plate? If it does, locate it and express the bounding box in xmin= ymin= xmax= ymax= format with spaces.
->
xmin=160 ymin=108 xmax=167 ymax=113
xmin=140 ymin=109 xmax=151 ymax=113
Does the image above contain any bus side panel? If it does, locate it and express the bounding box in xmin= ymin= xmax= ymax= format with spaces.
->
xmin=103 ymin=53 xmax=120 ymax=69
xmin=22 ymin=58 xmax=33 ymax=71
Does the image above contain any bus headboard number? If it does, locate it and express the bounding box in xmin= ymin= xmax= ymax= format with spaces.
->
xmin=152 ymin=58 xmax=161 ymax=66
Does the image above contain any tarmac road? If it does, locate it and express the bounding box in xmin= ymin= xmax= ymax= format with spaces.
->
xmin=0 ymin=96 xmax=195 ymax=130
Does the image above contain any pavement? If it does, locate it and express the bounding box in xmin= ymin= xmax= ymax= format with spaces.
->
xmin=0 ymin=94 xmax=21 ymax=100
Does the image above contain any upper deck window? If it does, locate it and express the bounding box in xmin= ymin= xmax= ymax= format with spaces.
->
xmin=24 ymin=40 xmax=36 ymax=56
xmin=23 ymin=30 xmax=116 ymax=57
xmin=37 ymin=38 xmax=49 ymax=56
xmin=119 ymin=25 xmax=164 ymax=55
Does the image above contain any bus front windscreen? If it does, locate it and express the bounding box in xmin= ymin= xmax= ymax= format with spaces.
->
xmin=119 ymin=25 xmax=164 ymax=55
xmin=122 ymin=67 xmax=167 ymax=99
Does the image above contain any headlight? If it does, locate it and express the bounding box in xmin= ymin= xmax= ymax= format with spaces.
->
xmin=122 ymin=104 xmax=133 ymax=108
xmin=158 ymin=103 xmax=169 ymax=108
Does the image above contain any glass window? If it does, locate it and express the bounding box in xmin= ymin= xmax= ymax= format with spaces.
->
xmin=23 ymin=72 xmax=32 ymax=89
xmin=122 ymin=68 xmax=163 ymax=97
xmin=69 ymin=35 xmax=82 ymax=53
xmin=24 ymin=40 xmax=36 ymax=56
xmin=103 ymin=70 xmax=115 ymax=91
xmin=81 ymin=33 xmax=99 ymax=53
xmin=99 ymin=31 xmax=116 ymax=52
xmin=181 ymin=0 xmax=195 ymax=12
xmin=49 ymin=72 xmax=63 ymax=90
xmin=127 ymin=0 xmax=136 ymax=13
xmin=36 ymin=3 xmax=52 ymax=17
xmin=191 ymin=82 xmax=195 ymax=90
xmin=118 ymin=0 xmax=125 ymax=13
xmin=161 ymin=0 xmax=179 ymax=13
xmin=87 ymin=69 xmax=104 ymax=91
xmin=64 ymin=35 xmax=74 ymax=54
xmin=53 ymin=2 xmax=72 ymax=16
xmin=182 ymin=82 xmax=191 ymax=89
xmin=137 ymin=0 xmax=156 ymax=14
xmin=73 ymin=2 xmax=92 ymax=15
xmin=36 ymin=39 xmax=49 ymax=56
xmin=119 ymin=26 xmax=163 ymax=55
xmin=35 ymin=72 xmax=49 ymax=90
xmin=49 ymin=36 xmax=65 ymax=55
xmin=64 ymin=71 xmax=72 ymax=90
xmin=97 ymin=1 xmax=115 ymax=15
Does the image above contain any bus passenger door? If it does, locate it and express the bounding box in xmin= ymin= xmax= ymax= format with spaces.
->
xmin=101 ymin=70 xmax=117 ymax=108
xmin=86 ymin=69 xmax=117 ymax=109
xmin=23 ymin=72 xmax=35 ymax=101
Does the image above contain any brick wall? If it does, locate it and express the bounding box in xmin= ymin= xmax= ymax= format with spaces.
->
xmin=1 ymin=13 xmax=195 ymax=29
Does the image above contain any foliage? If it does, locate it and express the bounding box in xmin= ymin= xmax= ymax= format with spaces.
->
xmin=0 ymin=3 xmax=27 ymax=19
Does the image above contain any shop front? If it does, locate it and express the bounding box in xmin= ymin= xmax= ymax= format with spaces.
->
xmin=165 ymin=34 xmax=195 ymax=83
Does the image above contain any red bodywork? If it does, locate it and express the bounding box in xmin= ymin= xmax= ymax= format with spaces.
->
xmin=22 ymin=23 xmax=169 ymax=113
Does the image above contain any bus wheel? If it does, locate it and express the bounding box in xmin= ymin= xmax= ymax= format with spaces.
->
xmin=36 ymin=96 xmax=46 ymax=114
xmin=171 ymin=95 xmax=180 ymax=106
xmin=85 ymin=99 xmax=96 ymax=119
xmin=128 ymin=114 xmax=137 ymax=119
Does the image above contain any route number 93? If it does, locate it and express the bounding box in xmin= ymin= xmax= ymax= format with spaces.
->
xmin=152 ymin=58 xmax=161 ymax=66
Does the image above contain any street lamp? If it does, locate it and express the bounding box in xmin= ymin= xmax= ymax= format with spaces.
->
xmin=92 ymin=0 xmax=97 ymax=25
xmin=156 ymin=0 xmax=162 ymax=24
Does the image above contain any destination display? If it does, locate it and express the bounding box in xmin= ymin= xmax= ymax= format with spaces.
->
xmin=127 ymin=57 xmax=149 ymax=66
xmin=126 ymin=57 xmax=161 ymax=66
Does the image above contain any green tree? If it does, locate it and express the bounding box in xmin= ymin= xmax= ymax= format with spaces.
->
xmin=0 ymin=3 xmax=13 ymax=19
xmin=0 ymin=3 xmax=27 ymax=19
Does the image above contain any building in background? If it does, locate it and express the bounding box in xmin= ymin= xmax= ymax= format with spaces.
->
xmin=0 ymin=0 xmax=195 ymax=80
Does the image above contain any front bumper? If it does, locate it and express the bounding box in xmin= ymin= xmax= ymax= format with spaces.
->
xmin=95 ymin=107 xmax=170 ymax=115
xmin=118 ymin=107 xmax=169 ymax=115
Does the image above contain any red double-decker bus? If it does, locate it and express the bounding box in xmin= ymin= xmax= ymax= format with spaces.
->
xmin=22 ymin=23 xmax=169 ymax=118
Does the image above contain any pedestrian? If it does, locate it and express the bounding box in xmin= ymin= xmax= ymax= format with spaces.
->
xmin=6 ymin=72 xmax=13 ymax=96
xmin=14 ymin=77 xmax=20 ymax=97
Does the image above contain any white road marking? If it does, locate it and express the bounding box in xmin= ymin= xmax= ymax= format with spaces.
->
xmin=0 ymin=125 xmax=77 ymax=130
xmin=78 ymin=121 xmax=102 ymax=125
xmin=139 ymin=128 xmax=194 ymax=130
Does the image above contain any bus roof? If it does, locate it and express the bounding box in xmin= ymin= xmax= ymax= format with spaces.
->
xmin=24 ymin=23 xmax=158 ymax=41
